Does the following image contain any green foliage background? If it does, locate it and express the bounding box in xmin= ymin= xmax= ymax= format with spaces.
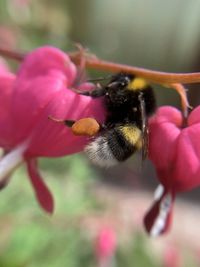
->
xmin=0 ymin=156 xmax=162 ymax=267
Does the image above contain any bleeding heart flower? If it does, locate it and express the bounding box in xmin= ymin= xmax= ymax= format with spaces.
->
xmin=144 ymin=106 xmax=200 ymax=236
xmin=0 ymin=46 xmax=105 ymax=213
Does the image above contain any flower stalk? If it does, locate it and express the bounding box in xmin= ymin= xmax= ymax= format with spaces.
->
xmin=76 ymin=54 xmax=200 ymax=84
xmin=0 ymin=47 xmax=24 ymax=61
xmin=167 ymin=83 xmax=190 ymax=121
xmin=0 ymin=47 xmax=200 ymax=84
xmin=0 ymin=46 xmax=198 ymax=114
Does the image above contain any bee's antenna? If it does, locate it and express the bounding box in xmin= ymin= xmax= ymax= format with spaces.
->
xmin=87 ymin=75 xmax=112 ymax=82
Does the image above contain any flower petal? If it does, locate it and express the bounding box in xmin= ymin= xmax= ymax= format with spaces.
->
xmin=149 ymin=106 xmax=183 ymax=126
xmin=172 ymin=124 xmax=200 ymax=191
xmin=188 ymin=106 xmax=200 ymax=126
xmin=0 ymin=141 xmax=27 ymax=180
xmin=17 ymin=46 xmax=76 ymax=86
xmin=11 ymin=46 xmax=77 ymax=145
xmin=27 ymin=158 xmax=54 ymax=214
xmin=0 ymin=70 xmax=15 ymax=148
xmin=25 ymin=88 xmax=105 ymax=157
xmin=12 ymin=74 xmax=67 ymax=144
xmin=144 ymin=186 xmax=173 ymax=236
xmin=149 ymin=107 xmax=181 ymax=188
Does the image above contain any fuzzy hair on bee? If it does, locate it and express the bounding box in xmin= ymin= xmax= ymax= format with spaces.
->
xmin=65 ymin=73 xmax=156 ymax=167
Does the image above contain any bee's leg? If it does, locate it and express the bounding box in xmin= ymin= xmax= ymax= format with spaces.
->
xmin=49 ymin=116 xmax=103 ymax=129
xmin=49 ymin=116 xmax=102 ymax=136
xmin=48 ymin=116 xmax=75 ymax=127
xmin=64 ymin=120 xmax=76 ymax=127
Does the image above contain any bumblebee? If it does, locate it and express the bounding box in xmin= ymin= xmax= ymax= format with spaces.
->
xmin=62 ymin=73 xmax=156 ymax=167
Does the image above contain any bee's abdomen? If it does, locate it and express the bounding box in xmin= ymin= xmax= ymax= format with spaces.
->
xmin=84 ymin=125 xmax=141 ymax=167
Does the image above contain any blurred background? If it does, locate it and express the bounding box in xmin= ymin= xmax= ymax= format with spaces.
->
xmin=1 ymin=0 xmax=200 ymax=266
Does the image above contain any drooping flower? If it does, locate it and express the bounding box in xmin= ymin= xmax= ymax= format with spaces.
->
xmin=144 ymin=106 xmax=200 ymax=236
xmin=0 ymin=46 xmax=105 ymax=213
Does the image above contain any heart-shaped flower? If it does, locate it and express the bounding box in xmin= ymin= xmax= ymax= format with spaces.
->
xmin=144 ymin=106 xmax=200 ymax=236
xmin=0 ymin=46 xmax=105 ymax=213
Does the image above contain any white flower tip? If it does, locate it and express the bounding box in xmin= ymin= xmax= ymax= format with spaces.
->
xmin=150 ymin=193 xmax=172 ymax=237
xmin=0 ymin=141 xmax=28 ymax=180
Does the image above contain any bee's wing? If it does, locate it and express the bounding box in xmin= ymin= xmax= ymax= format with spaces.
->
xmin=138 ymin=92 xmax=149 ymax=161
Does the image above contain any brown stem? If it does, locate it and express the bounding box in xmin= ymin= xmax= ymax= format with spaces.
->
xmin=77 ymin=54 xmax=200 ymax=84
xmin=0 ymin=47 xmax=24 ymax=61
xmin=169 ymin=84 xmax=190 ymax=116
xmin=1 ymin=47 xmax=200 ymax=85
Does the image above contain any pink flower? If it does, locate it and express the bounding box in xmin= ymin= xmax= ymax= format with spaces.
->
xmin=163 ymin=245 xmax=182 ymax=267
xmin=144 ymin=106 xmax=200 ymax=236
xmin=0 ymin=46 xmax=104 ymax=213
xmin=95 ymin=226 xmax=116 ymax=266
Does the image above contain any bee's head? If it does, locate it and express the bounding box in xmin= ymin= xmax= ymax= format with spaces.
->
xmin=108 ymin=73 xmax=134 ymax=89
xmin=106 ymin=73 xmax=135 ymax=105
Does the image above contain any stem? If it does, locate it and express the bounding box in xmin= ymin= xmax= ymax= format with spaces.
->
xmin=70 ymin=52 xmax=200 ymax=84
xmin=0 ymin=47 xmax=200 ymax=84
xmin=167 ymin=83 xmax=190 ymax=119
xmin=0 ymin=47 xmax=24 ymax=61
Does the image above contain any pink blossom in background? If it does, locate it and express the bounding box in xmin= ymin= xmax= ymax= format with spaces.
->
xmin=0 ymin=46 xmax=105 ymax=213
xmin=144 ymin=106 xmax=200 ymax=236
xmin=163 ymin=245 xmax=182 ymax=267
xmin=95 ymin=226 xmax=116 ymax=267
